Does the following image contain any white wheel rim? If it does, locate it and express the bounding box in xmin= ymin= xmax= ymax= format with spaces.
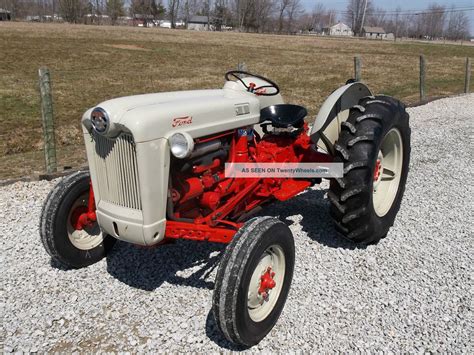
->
xmin=372 ymin=128 xmax=404 ymax=217
xmin=247 ymin=244 xmax=286 ymax=322
xmin=66 ymin=192 xmax=103 ymax=250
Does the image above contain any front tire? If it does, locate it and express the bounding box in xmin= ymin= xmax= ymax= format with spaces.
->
xmin=39 ymin=171 xmax=116 ymax=268
xmin=212 ymin=217 xmax=295 ymax=347
xmin=329 ymin=95 xmax=411 ymax=244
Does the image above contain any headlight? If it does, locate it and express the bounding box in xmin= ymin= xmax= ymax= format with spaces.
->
xmin=169 ymin=132 xmax=194 ymax=159
xmin=91 ymin=107 xmax=109 ymax=134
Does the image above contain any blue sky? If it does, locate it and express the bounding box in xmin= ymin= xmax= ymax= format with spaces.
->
xmin=300 ymin=0 xmax=474 ymax=34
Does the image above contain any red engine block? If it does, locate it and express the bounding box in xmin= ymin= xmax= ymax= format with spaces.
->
xmin=165 ymin=124 xmax=331 ymax=243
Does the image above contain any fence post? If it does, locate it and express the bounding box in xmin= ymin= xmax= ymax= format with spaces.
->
xmin=354 ymin=56 xmax=361 ymax=81
xmin=419 ymin=55 xmax=426 ymax=102
xmin=464 ymin=57 xmax=471 ymax=94
xmin=38 ymin=67 xmax=57 ymax=173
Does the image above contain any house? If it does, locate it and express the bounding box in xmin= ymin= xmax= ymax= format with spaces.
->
xmin=0 ymin=8 xmax=11 ymax=20
xmin=362 ymin=26 xmax=386 ymax=39
xmin=160 ymin=20 xmax=171 ymax=28
xmin=322 ymin=22 xmax=353 ymax=37
xmin=187 ymin=15 xmax=209 ymax=31
xmin=159 ymin=20 xmax=185 ymax=28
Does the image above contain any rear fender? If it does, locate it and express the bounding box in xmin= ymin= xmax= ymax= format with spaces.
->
xmin=310 ymin=82 xmax=372 ymax=154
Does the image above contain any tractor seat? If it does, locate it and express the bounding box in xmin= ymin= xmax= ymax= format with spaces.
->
xmin=260 ymin=104 xmax=307 ymax=128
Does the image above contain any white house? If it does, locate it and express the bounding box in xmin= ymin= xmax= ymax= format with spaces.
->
xmin=362 ymin=26 xmax=386 ymax=39
xmin=187 ymin=15 xmax=209 ymax=31
xmin=159 ymin=20 xmax=171 ymax=28
xmin=322 ymin=22 xmax=353 ymax=37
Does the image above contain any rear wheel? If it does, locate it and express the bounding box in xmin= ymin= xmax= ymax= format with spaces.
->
xmin=40 ymin=171 xmax=116 ymax=268
xmin=329 ymin=96 xmax=411 ymax=244
xmin=212 ymin=217 xmax=295 ymax=347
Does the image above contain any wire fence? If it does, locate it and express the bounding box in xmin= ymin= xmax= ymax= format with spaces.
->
xmin=1 ymin=56 xmax=472 ymax=182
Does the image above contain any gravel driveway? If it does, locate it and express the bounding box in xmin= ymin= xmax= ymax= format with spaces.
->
xmin=1 ymin=95 xmax=473 ymax=353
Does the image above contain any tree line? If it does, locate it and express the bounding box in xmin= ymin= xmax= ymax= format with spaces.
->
xmin=2 ymin=0 xmax=471 ymax=40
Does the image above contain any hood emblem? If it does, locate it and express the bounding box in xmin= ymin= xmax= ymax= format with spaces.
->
xmin=172 ymin=116 xmax=193 ymax=128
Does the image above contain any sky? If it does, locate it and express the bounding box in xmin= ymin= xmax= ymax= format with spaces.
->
xmin=300 ymin=0 xmax=474 ymax=34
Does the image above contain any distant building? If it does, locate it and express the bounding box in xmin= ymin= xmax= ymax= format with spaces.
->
xmin=160 ymin=20 xmax=185 ymax=28
xmin=26 ymin=14 xmax=62 ymax=22
xmin=187 ymin=15 xmax=209 ymax=31
xmin=362 ymin=26 xmax=386 ymax=39
xmin=160 ymin=20 xmax=171 ymax=28
xmin=322 ymin=22 xmax=353 ymax=37
xmin=0 ymin=8 xmax=11 ymax=21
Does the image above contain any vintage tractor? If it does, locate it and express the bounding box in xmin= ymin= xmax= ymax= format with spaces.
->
xmin=40 ymin=71 xmax=410 ymax=347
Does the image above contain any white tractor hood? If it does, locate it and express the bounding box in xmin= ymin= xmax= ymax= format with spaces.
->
xmin=82 ymin=80 xmax=284 ymax=143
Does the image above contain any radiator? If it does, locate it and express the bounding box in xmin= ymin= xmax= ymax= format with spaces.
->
xmin=90 ymin=132 xmax=142 ymax=210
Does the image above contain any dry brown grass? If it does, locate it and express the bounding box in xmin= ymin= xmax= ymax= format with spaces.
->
xmin=1 ymin=22 xmax=473 ymax=179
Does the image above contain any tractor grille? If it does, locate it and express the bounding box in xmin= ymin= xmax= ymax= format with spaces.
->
xmin=91 ymin=132 xmax=142 ymax=210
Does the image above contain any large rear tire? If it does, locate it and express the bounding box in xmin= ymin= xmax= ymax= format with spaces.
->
xmin=40 ymin=171 xmax=116 ymax=268
xmin=212 ymin=217 xmax=295 ymax=347
xmin=329 ymin=95 xmax=411 ymax=244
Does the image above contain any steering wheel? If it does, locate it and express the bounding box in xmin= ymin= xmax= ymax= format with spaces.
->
xmin=225 ymin=70 xmax=280 ymax=96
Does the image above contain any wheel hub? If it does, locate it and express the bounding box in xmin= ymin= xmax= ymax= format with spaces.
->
xmin=373 ymin=159 xmax=382 ymax=181
xmin=258 ymin=267 xmax=276 ymax=300
xmin=67 ymin=192 xmax=102 ymax=250
xmin=70 ymin=206 xmax=96 ymax=230
xmin=372 ymin=128 xmax=403 ymax=217
xmin=247 ymin=245 xmax=286 ymax=322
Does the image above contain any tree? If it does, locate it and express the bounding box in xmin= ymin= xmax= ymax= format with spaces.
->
xmin=277 ymin=0 xmax=290 ymax=33
xmin=168 ymin=0 xmax=180 ymax=28
xmin=367 ymin=7 xmax=386 ymax=27
xmin=413 ymin=3 xmax=446 ymax=39
xmin=346 ymin=0 xmax=373 ymax=35
xmin=106 ymin=0 xmax=123 ymax=24
xmin=286 ymin=0 xmax=301 ymax=33
xmin=59 ymin=0 xmax=85 ymax=23
xmin=445 ymin=6 xmax=470 ymax=40
xmin=151 ymin=0 xmax=165 ymax=20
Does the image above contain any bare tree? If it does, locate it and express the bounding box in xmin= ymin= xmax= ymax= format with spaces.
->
xmin=59 ymin=0 xmax=85 ymax=22
xmin=415 ymin=3 xmax=446 ymax=40
xmin=253 ymin=0 xmax=274 ymax=32
xmin=367 ymin=7 xmax=386 ymax=27
xmin=445 ymin=5 xmax=470 ymax=40
xmin=277 ymin=0 xmax=290 ymax=33
xmin=106 ymin=0 xmax=123 ymax=24
xmin=285 ymin=0 xmax=301 ymax=33
xmin=346 ymin=0 xmax=373 ymax=35
xmin=168 ymin=0 xmax=180 ymax=28
xmin=310 ymin=3 xmax=325 ymax=32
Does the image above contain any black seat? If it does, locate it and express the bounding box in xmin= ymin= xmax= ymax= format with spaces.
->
xmin=260 ymin=104 xmax=307 ymax=128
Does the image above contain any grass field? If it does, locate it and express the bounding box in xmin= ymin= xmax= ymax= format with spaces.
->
xmin=1 ymin=22 xmax=473 ymax=179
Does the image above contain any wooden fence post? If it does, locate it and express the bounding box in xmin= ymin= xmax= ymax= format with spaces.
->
xmin=38 ymin=67 xmax=57 ymax=174
xmin=464 ymin=57 xmax=471 ymax=94
xmin=354 ymin=56 xmax=361 ymax=81
xmin=419 ymin=55 xmax=426 ymax=102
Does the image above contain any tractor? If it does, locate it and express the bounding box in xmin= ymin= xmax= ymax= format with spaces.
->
xmin=40 ymin=71 xmax=410 ymax=347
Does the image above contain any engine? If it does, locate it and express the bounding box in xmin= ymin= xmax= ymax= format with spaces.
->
xmin=168 ymin=123 xmax=320 ymax=224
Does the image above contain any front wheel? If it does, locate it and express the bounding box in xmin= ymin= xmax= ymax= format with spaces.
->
xmin=39 ymin=171 xmax=116 ymax=268
xmin=212 ymin=217 xmax=295 ymax=347
xmin=329 ymin=95 xmax=411 ymax=244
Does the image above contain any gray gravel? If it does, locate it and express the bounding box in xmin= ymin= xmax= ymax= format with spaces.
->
xmin=1 ymin=94 xmax=473 ymax=352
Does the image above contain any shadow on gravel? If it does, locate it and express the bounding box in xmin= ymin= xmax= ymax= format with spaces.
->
xmin=100 ymin=188 xmax=359 ymax=293
xmin=260 ymin=188 xmax=361 ymax=250
xmin=205 ymin=311 xmax=249 ymax=351
xmin=105 ymin=239 xmax=225 ymax=291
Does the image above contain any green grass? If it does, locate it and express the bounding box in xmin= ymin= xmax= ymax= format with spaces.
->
xmin=1 ymin=22 xmax=473 ymax=179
